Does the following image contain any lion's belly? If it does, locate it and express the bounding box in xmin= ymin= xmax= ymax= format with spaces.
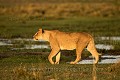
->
xmin=59 ymin=42 xmax=76 ymax=50
xmin=60 ymin=46 xmax=76 ymax=50
xmin=57 ymin=33 xmax=78 ymax=50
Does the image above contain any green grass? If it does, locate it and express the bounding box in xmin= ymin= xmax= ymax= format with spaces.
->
xmin=0 ymin=15 xmax=120 ymax=38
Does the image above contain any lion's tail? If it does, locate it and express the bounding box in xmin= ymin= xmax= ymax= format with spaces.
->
xmin=87 ymin=38 xmax=101 ymax=64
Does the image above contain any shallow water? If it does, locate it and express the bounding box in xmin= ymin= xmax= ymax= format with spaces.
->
xmin=95 ymin=44 xmax=114 ymax=50
xmin=25 ymin=45 xmax=50 ymax=49
xmin=99 ymin=37 xmax=120 ymax=41
xmin=78 ymin=55 xmax=120 ymax=64
xmin=0 ymin=41 xmax=12 ymax=46
xmin=12 ymin=45 xmax=50 ymax=50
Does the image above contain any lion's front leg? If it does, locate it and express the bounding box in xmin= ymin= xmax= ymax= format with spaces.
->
xmin=48 ymin=49 xmax=60 ymax=64
xmin=55 ymin=52 xmax=61 ymax=64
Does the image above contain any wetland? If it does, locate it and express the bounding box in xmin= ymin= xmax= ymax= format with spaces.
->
xmin=0 ymin=0 xmax=120 ymax=80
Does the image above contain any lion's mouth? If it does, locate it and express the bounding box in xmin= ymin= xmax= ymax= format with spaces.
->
xmin=33 ymin=38 xmax=38 ymax=41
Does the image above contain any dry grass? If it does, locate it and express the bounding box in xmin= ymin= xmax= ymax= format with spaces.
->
xmin=11 ymin=62 xmax=120 ymax=80
xmin=0 ymin=3 xmax=119 ymax=18
xmin=13 ymin=65 xmax=44 ymax=80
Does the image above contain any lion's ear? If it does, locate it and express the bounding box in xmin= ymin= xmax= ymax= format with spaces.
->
xmin=42 ymin=29 xmax=44 ymax=33
xmin=39 ymin=28 xmax=42 ymax=31
xmin=39 ymin=28 xmax=44 ymax=33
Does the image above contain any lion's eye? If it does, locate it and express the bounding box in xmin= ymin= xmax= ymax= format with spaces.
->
xmin=36 ymin=32 xmax=38 ymax=35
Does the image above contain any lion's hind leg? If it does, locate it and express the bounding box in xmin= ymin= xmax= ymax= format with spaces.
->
xmin=87 ymin=40 xmax=99 ymax=64
xmin=70 ymin=41 xmax=88 ymax=64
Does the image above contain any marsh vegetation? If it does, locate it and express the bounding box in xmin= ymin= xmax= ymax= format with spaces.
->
xmin=0 ymin=0 xmax=120 ymax=80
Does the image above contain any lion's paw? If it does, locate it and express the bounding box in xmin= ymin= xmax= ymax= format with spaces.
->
xmin=70 ymin=61 xmax=76 ymax=64
xmin=55 ymin=61 xmax=59 ymax=64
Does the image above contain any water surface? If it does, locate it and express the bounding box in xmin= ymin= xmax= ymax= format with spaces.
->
xmin=78 ymin=55 xmax=120 ymax=64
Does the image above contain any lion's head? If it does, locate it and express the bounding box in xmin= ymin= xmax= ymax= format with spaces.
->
xmin=33 ymin=28 xmax=44 ymax=40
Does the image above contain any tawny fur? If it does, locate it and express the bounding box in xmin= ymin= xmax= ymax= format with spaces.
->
xmin=33 ymin=28 xmax=100 ymax=64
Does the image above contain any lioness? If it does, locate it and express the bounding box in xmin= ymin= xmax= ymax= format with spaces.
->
xmin=33 ymin=28 xmax=100 ymax=64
